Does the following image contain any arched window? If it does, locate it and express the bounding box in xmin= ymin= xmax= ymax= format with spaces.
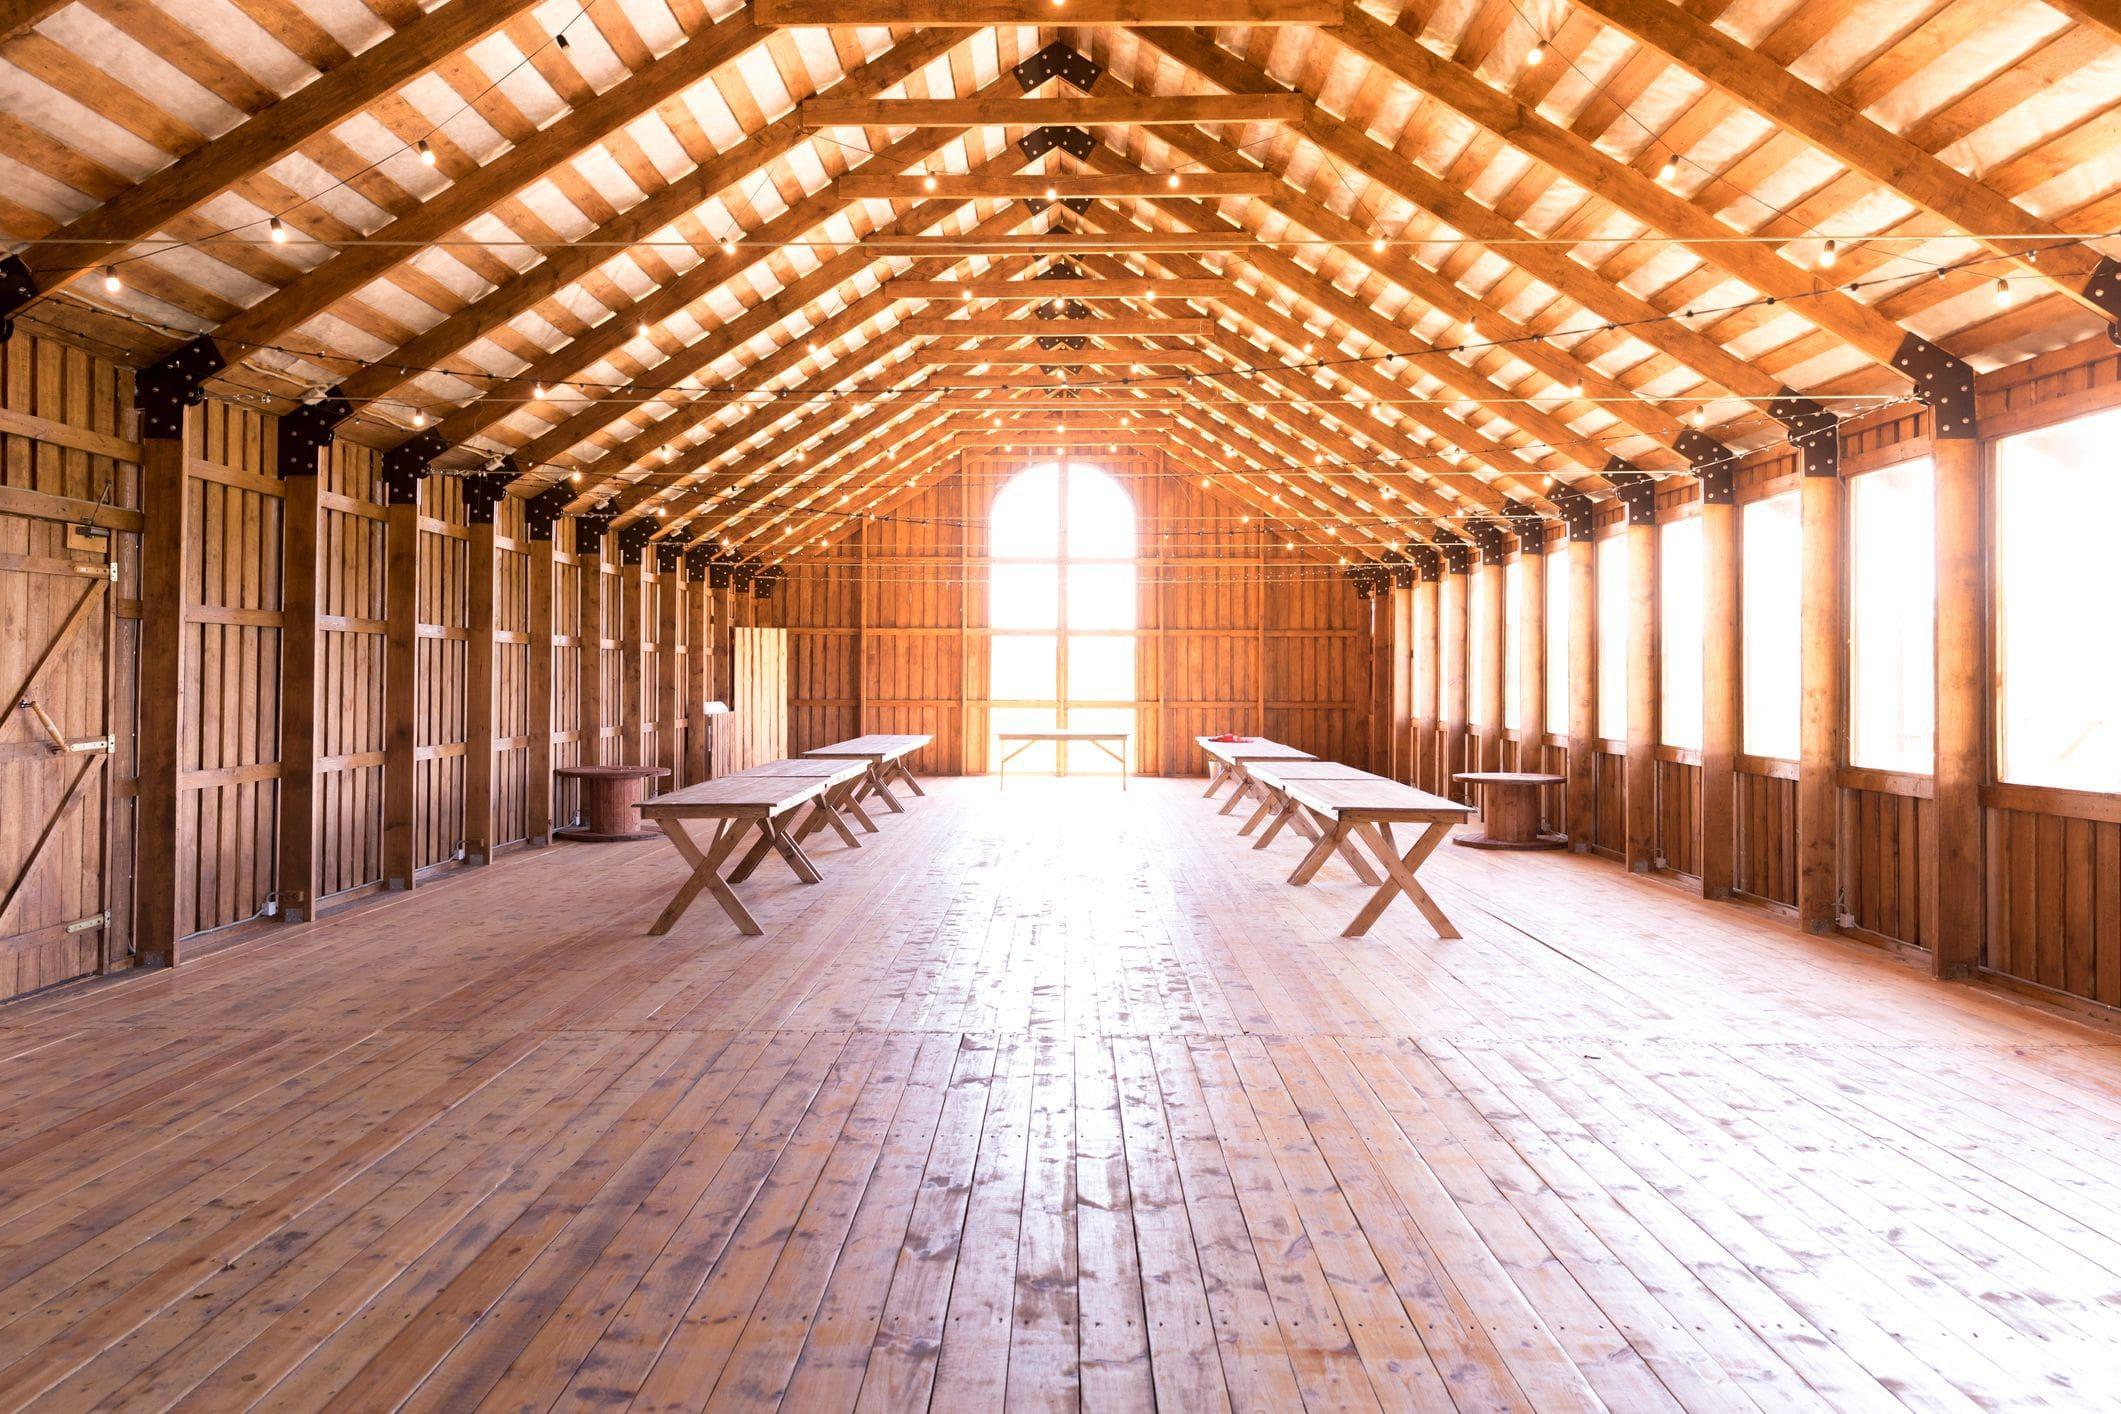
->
xmin=987 ymin=461 xmax=1138 ymax=774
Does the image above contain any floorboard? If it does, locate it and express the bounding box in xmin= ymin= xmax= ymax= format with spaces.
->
xmin=0 ymin=778 xmax=2116 ymax=1411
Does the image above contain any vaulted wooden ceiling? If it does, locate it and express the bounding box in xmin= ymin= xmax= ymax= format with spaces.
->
xmin=2 ymin=0 xmax=2116 ymax=567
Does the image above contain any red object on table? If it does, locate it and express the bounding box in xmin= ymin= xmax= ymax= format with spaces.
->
xmin=553 ymin=765 xmax=672 ymax=842
xmin=1208 ymin=733 xmax=1254 ymax=743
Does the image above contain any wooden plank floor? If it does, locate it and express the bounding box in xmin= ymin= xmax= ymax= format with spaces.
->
xmin=2 ymin=778 xmax=2119 ymax=1411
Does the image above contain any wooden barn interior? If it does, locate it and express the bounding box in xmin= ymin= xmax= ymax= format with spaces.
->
xmin=3 ymin=0 xmax=2121 ymax=1405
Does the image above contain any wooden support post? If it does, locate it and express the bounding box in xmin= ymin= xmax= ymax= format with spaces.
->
xmin=1415 ymin=573 xmax=1439 ymax=793
xmin=658 ymin=558 xmax=682 ymax=786
xmin=382 ymin=493 xmax=419 ymax=891
xmin=1798 ymin=470 xmax=1845 ymax=933
xmin=711 ymin=582 xmax=736 ymax=721
xmin=620 ymin=557 xmax=647 ymax=765
xmin=525 ymin=523 xmax=557 ymax=847
xmin=1932 ymin=433 xmax=1984 ymax=977
xmin=685 ymin=563 xmax=710 ymax=784
xmin=135 ymin=414 xmax=194 ymax=965
xmin=1479 ymin=556 xmax=1507 ymax=772
xmin=1368 ymin=593 xmax=1393 ymax=774
xmin=1517 ymin=545 xmax=1546 ymax=773
xmin=1625 ymin=512 xmax=1660 ymax=872
xmin=276 ymin=440 xmax=324 ymax=922
xmin=1390 ymin=584 xmax=1414 ymax=782
xmin=1440 ymin=565 xmax=1469 ymax=800
xmin=1700 ymin=483 xmax=1741 ymax=899
xmin=1567 ymin=531 xmax=1598 ymax=851
xmin=580 ymin=530 xmax=607 ymax=768
xmin=463 ymin=518 xmax=497 ymax=865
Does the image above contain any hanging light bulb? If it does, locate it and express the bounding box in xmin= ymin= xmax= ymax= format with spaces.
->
xmin=533 ymin=383 xmax=546 ymax=400
xmin=1658 ymin=153 xmax=1679 ymax=183
xmin=417 ymin=139 xmax=435 ymax=166
xmin=269 ymin=216 xmax=288 ymax=244
xmin=1526 ymin=42 xmax=1545 ymax=66
xmin=101 ymin=266 xmax=121 ymax=294
xmin=721 ymin=239 xmax=738 ymax=255
xmin=1994 ymin=276 xmax=2012 ymax=306
xmin=569 ymin=470 xmax=583 ymax=484
xmin=1371 ymin=237 xmax=1387 ymax=254
xmin=1167 ymin=173 xmax=1182 ymax=190
xmin=1819 ymin=238 xmax=1838 ymax=269
xmin=922 ymin=174 xmax=938 ymax=192
xmin=412 ymin=409 xmax=428 ymax=428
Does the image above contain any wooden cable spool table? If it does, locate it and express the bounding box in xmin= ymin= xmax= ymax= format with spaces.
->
xmin=552 ymin=764 xmax=672 ymax=842
xmin=1451 ymin=771 xmax=1568 ymax=850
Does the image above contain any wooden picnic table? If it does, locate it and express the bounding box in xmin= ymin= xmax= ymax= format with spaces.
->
xmin=640 ymin=759 xmax=868 ymax=937
xmin=1195 ymin=736 xmax=1317 ymax=816
xmin=995 ymin=729 xmax=1130 ymax=788
xmin=1238 ymin=760 xmax=1386 ymax=854
xmin=1453 ymin=771 xmax=1568 ymax=850
xmin=802 ymin=734 xmax=932 ymax=817
xmin=1272 ymin=775 xmax=1474 ymax=939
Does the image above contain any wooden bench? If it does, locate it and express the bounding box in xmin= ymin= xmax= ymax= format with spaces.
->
xmin=1195 ymin=736 xmax=1316 ymax=816
xmin=1272 ymin=775 xmax=1474 ymax=939
xmin=802 ymin=733 xmax=932 ymax=816
xmin=995 ymin=729 xmax=1130 ymax=788
xmin=640 ymin=759 xmax=869 ymax=937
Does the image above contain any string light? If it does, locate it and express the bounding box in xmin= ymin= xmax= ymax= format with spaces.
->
xmin=1526 ymin=43 xmax=1545 ymax=66
xmin=269 ymin=217 xmax=288 ymax=244
xmin=1995 ymin=277 xmax=2013 ymax=306
xmin=417 ymin=140 xmax=435 ymax=166
xmin=1819 ymin=239 xmax=1838 ymax=268
xmin=1657 ymin=154 xmax=1679 ymax=184
xmin=100 ymin=266 xmax=120 ymax=294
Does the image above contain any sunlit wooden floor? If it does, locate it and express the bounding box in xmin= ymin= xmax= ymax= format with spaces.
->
xmin=2 ymin=777 xmax=2119 ymax=1411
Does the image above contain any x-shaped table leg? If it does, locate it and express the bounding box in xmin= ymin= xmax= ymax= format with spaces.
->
xmin=793 ymin=792 xmax=862 ymax=849
xmin=1203 ymin=761 xmax=1231 ymax=798
xmin=1343 ymin=821 xmax=1458 ymax=939
xmin=860 ymin=762 xmax=906 ymax=814
xmin=1216 ymin=767 xmax=1256 ymax=816
xmin=650 ymin=817 xmax=759 ymax=937
xmin=1283 ymin=811 xmax=1382 ymax=887
xmin=1237 ymin=789 xmax=1277 ymax=837
xmin=887 ymin=760 xmax=925 ymax=797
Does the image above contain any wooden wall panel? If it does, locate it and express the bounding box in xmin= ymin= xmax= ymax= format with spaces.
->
xmin=316 ymin=442 xmax=386 ymax=898
xmin=182 ymin=403 xmax=282 ymax=934
xmin=1843 ymin=785 xmax=1933 ymax=949
xmin=491 ymin=500 xmax=531 ymax=847
xmin=0 ymin=331 xmax=134 ymax=996
xmin=1654 ymin=758 xmax=1701 ymax=878
xmin=414 ymin=478 xmax=468 ymax=873
xmin=773 ymin=451 xmax=1362 ymax=780
xmin=1737 ymin=767 xmax=1799 ymax=907
xmin=550 ymin=538 xmax=585 ymax=828
xmin=1987 ymin=807 xmax=2120 ymax=1008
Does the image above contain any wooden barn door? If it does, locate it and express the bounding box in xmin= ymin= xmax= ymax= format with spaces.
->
xmin=0 ymin=514 xmax=116 ymax=1000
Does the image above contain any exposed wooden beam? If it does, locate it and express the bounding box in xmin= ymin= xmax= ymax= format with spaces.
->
xmin=914 ymin=348 xmax=1211 ymax=367
xmin=851 ymin=233 xmax=1283 ymax=255
xmin=22 ymin=0 xmax=550 ymax=296
xmin=801 ymin=95 xmax=1302 ymax=129
xmin=210 ymin=12 xmax=764 ymax=367
xmin=1330 ymin=7 xmax=1914 ymax=368
xmin=1569 ymin=0 xmax=2108 ymax=315
xmin=899 ymin=315 xmax=1213 ymax=337
xmin=2044 ymin=0 xmax=2121 ymax=42
xmin=0 ymin=0 xmax=66 ymax=45
xmin=759 ymin=0 xmax=1341 ymax=25
xmin=334 ymin=28 xmax=967 ymax=412
xmin=840 ymin=172 xmax=1275 ymax=200
xmin=1129 ymin=26 xmax=1781 ymax=401
xmin=891 ymin=279 xmax=1229 ymax=300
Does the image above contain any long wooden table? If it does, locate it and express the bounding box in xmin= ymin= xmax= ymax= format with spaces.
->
xmin=1196 ymin=736 xmax=1316 ymax=815
xmin=1240 ymin=760 xmax=1384 ymax=856
xmin=995 ymin=729 xmax=1130 ymax=788
xmin=802 ymin=733 xmax=932 ymax=815
xmin=1272 ymin=774 xmax=1474 ymax=939
xmin=640 ymin=759 xmax=869 ymax=937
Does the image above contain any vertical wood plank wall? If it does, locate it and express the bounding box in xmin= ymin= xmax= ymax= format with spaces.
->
xmin=757 ymin=450 xmax=1367 ymax=776
xmin=2 ymin=332 xmax=2120 ymax=1015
